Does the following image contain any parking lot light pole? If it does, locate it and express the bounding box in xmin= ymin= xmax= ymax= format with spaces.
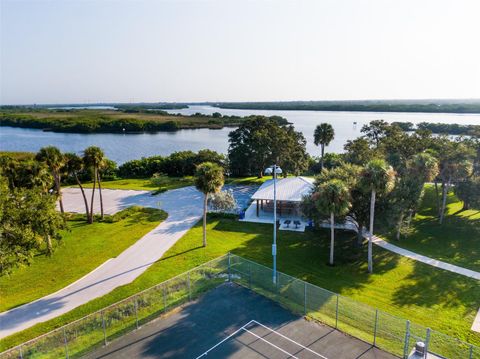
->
xmin=265 ymin=164 xmax=282 ymax=284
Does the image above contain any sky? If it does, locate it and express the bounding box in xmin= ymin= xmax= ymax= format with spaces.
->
xmin=1 ymin=0 xmax=480 ymax=105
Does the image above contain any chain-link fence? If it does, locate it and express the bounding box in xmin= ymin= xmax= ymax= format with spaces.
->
xmin=1 ymin=253 xmax=479 ymax=359
xmin=0 ymin=255 xmax=229 ymax=359
xmin=228 ymin=254 xmax=480 ymax=359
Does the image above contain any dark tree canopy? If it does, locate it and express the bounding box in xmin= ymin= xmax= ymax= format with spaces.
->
xmin=228 ymin=116 xmax=308 ymax=177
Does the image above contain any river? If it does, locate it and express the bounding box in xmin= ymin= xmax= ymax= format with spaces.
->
xmin=1 ymin=105 xmax=479 ymax=164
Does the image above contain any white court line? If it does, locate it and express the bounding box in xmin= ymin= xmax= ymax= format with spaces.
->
xmin=195 ymin=319 xmax=328 ymax=359
xmin=251 ymin=320 xmax=328 ymax=359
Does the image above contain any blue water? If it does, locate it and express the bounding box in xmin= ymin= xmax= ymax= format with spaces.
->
xmin=2 ymin=105 xmax=479 ymax=164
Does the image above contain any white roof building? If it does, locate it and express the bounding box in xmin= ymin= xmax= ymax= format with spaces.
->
xmin=251 ymin=176 xmax=314 ymax=202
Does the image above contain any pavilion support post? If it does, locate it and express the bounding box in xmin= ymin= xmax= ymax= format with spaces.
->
xmin=256 ymin=199 xmax=259 ymax=217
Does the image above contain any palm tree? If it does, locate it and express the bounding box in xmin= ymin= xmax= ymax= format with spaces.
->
xmin=359 ymin=159 xmax=395 ymax=273
xmin=314 ymin=123 xmax=335 ymax=172
xmin=194 ymin=162 xmax=224 ymax=247
xmin=64 ymin=153 xmax=90 ymax=219
xmin=313 ymin=179 xmax=351 ymax=265
xmin=36 ymin=146 xmax=65 ymax=214
xmin=83 ymin=146 xmax=105 ymax=223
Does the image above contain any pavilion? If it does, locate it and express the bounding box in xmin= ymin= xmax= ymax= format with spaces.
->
xmin=241 ymin=176 xmax=314 ymax=231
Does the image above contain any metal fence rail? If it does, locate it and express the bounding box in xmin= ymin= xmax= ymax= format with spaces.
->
xmin=1 ymin=253 xmax=479 ymax=359
xmin=228 ymin=254 xmax=480 ymax=359
xmin=0 ymin=255 xmax=229 ymax=359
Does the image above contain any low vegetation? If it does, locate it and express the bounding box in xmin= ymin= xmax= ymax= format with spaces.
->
xmin=0 ymin=207 xmax=166 ymax=312
xmin=0 ymin=108 xmax=288 ymax=133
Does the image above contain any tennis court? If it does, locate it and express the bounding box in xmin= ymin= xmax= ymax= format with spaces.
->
xmin=88 ymin=283 xmax=397 ymax=358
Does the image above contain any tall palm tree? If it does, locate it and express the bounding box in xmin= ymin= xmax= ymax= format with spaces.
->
xmin=83 ymin=146 xmax=105 ymax=223
xmin=314 ymin=123 xmax=335 ymax=172
xmin=313 ymin=179 xmax=351 ymax=265
xmin=36 ymin=146 xmax=65 ymax=214
xmin=64 ymin=153 xmax=90 ymax=219
xmin=194 ymin=162 xmax=224 ymax=247
xmin=359 ymin=159 xmax=395 ymax=273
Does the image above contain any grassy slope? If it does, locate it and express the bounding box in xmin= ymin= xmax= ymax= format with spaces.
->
xmin=381 ymin=185 xmax=480 ymax=272
xmin=0 ymin=207 xmax=166 ymax=312
xmin=2 ymin=217 xmax=478 ymax=351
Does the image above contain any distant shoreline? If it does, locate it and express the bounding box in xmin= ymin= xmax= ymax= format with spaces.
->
xmin=212 ymin=100 xmax=480 ymax=114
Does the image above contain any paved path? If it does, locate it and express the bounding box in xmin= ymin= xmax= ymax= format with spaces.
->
xmin=367 ymin=233 xmax=480 ymax=333
xmin=0 ymin=187 xmax=203 ymax=339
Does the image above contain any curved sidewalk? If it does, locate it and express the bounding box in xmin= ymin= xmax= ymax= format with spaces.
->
xmin=370 ymin=235 xmax=480 ymax=281
xmin=0 ymin=186 xmax=203 ymax=339
xmin=369 ymin=234 xmax=480 ymax=333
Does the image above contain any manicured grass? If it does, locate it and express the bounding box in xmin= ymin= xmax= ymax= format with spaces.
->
xmin=77 ymin=176 xmax=194 ymax=192
xmin=381 ymin=185 xmax=480 ymax=272
xmin=0 ymin=207 xmax=166 ymax=313
xmin=2 ymin=216 xmax=478 ymax=351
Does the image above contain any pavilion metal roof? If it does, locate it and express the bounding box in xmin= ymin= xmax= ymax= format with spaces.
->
xmin=250 ymin=176 xmax=314 ymax=202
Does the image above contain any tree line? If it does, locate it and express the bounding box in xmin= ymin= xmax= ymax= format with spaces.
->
xmin=0 ymin=145 xmax=115 ymax=275
xmin=392 ymin=121 xmax=480 ymax=136
xmin=0 ymin=110 xmax=289 ymax=134
xmin=215 ymin=100 xmax=480 ymax=114
xmin=302 ymin=120 xmax=480 ymax=272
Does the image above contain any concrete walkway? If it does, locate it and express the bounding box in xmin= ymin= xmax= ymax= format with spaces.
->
xmin=366 ymin=233 xmax=480 ymax=334
xmin=369 ymin=235 xmax=480 ymax=281
xmin=0 ymin=187 xmax=203 ymax=339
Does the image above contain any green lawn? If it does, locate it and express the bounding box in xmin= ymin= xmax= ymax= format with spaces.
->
xmin=2 ymin=216 xmax=478 ymax=351
xmin=0 ymin=207 xmax=166 ymax=313
xmin=76 ymin=176 xmax=194 ymax=192
xmin=381 ymin=185 xmax=480 ymax=272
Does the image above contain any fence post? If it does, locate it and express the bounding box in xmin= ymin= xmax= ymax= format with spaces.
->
xmin=163 ymin=284 xmax=167 ymax=312
xmin=134 ymin=297 xmax=139 ymax=329
xmin=303 ymin=282 xmax=307 ymax=316
xmin=63 ymin=327 xmax=69 ymax=359
xmin=403 ymin=320 xmax=410 ymax=359
xmin=188 ymin=272 xmax=192 ymax=301
xmin=424 ymin=328 xmax=431 ymax=358
xmin=228 ymin=252 xmax=231 ymax=282
xmin=469 ymin=344 xmax=474 ymax=359
xmin=373 ymin=309 xmax=379 ymax=347
xmin=19 ymin=345 xmax=24 ymax=359
xmin=334 ymin=294 xmax=339 ymax=329
xmin=101 ymin=311 xmax=107 ymax=346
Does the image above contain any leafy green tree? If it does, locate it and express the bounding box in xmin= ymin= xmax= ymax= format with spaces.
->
xmin=64 ymin=153 xmax=90 ymax=218
xmin=194 ymin=162 xmax=224 ymax=247
xmin=359 ymin=159 xmax=395 ymax=273
xmin=228 ymin=117 xmax=307 ymax=177
xmin=361 ymin=120 xmax=391 ymax=147
xmin=35 ymin=146 xmax=65 ymax=214
xmin=432 ymin=139 xmax=474 ymax=224
xmin=314 ymin=123 xmax=335 ymax=172
xmin=0 ymin=175 xmax=65 ymax=275
xmin=455 ymin=176 xmax=480 ymax=210
xmin=83 ymin=146 xmax=106 ymax=223
xmin=344 ymin=138 xmax=377 ymax=166
xmin=311 ymin=180 xmax=351 ymax=265
xmin=388 ymin=153 xmax=439 ymax=240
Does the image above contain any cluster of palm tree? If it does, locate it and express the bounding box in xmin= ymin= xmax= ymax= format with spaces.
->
xmin=305 ymin=159 xmax=396 ymax=273
xmin=35 ymin=145 xmax=107 ymax=224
